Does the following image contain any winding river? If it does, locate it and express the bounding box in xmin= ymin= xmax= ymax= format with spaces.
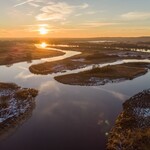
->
xmin=0 ymin=44 xmax=150 ymax=150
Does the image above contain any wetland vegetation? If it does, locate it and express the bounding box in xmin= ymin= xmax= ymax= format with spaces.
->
xmin=0 ymin=41 xmax=64 ymax=66
xmin=0 ymin=38 xmax=150 ymax=149
xmin=107 ymin=90 xmax=150 ymax=150
xmin=0 ymin=82 xmax=38 ymax=140
xmin=54 ymin=63 xmax=149 ymax=86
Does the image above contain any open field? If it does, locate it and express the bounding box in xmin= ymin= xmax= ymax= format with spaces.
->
xmin=0 ymin=41 xmax=64 ymax=66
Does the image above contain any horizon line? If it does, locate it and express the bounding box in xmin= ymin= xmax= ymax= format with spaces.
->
xmin=0 ymin=36 xmax=150 ymax=39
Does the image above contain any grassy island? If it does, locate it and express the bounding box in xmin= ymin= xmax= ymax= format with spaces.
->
xmin=54 ymin=63 xmax=149 ymax=86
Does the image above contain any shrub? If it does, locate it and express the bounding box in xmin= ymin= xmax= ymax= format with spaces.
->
xmin=89 ymin=65 xmax=114 ymax=74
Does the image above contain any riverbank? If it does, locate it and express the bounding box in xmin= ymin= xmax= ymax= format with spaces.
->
xmin=107 ymin=89 xmax=150 ymax=150
xmin=0 ymin=82 xmax=38 ymax=140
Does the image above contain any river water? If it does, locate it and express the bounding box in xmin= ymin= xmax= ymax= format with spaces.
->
xmin=0 ymin=44 xmax=150 ymax=150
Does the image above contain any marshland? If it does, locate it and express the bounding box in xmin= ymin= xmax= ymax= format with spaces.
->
xmin=0 ymin=38 xmax=150 ymax=150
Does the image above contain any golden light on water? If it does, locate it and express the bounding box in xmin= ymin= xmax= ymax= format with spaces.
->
xmin=39 ymin=27 xmax=48 ymax=35
xmin=40 ymin=42 xmax=48 ymax=48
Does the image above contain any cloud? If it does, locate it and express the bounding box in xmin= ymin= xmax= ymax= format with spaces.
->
xmin=82 ymin=22 xmax=119 ymax=27
xmin=75 ymin=10 xmax=106 ymax=17
xmin=121 ymin=12 xmax=150 ymax=20
xmin=93 ymin=87 xmax=128 ymax=102
xmin=15 ymin=72 xmax=35 ymax=80
xmin=75 ymin=13 xmax=82 ymax=17
xmin=24 ymin=24 xmax=50 ymax=27
xmin=23 ymin=24 xmax=53 ymax=32
xmin=29 ymin=2 xmax=40 ymax=7
xmin=14 ymin=1 xmax=89 ymax=22
xmin=86 ymin=11 xmax=97 ymax=15
xmin=79 ymin=3 xmax=89 ymax=9
xmin=14 ymin=0 xmax=42 ymax=7
xmin=36 ymin=2 xmax=73 ymax=21
xmin=39 ymin=81 xmax=60 ymax=95
xmin=14 ymin=0 xmax=34 ymax=7
xmin=36 ymin=2 xmax=89 ymax=21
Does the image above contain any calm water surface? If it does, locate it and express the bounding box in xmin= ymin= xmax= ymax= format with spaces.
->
xmin=0 ymin=45 xmax=150 ymax=150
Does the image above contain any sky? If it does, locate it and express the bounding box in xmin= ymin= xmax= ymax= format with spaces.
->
xmin=0 ymin=0 xmax=150 ymax=38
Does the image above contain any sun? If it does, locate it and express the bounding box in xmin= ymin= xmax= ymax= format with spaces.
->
xmin=40 ymin=42 xmax=48 ymax=48
xmin=39 ymin=27 xmax=48 ymax=35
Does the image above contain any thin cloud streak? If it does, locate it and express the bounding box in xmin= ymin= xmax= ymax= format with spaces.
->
xmin=14 ymin=0 xmax=34 ymax=7
xmin=121 ymin=12 xmax=150 ymax=20
xmin=82 ymin=22 xmax=119 ymax=27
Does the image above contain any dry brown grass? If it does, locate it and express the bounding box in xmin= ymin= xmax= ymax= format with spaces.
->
xmin=0 ymin=43 xmax=64 ymax=65
xmin=54 ymin=63 xmax=148 ymax=85
xmin=0 ymin=82 xmax=19 ymax=90
xmin=107 ymin=90 xmax=150 ymax=150
xmin=14 ymin=89 xmax=38 ymax=100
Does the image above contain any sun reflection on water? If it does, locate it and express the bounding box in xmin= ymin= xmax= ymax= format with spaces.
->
xmin=40 ymin=42 xmax=48 ymax=48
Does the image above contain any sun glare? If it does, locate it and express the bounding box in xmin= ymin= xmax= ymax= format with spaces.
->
xmin=39 ymin=27 xmax=48 ymax=35
xmin=40 ymin=42 xmax=48 ymax=48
